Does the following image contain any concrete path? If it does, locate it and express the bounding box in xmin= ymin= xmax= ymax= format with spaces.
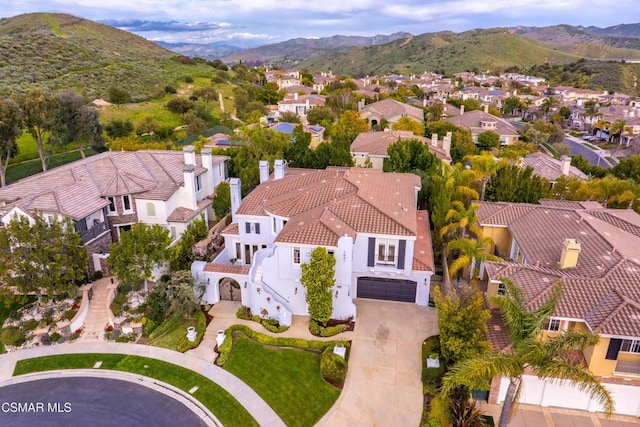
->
xmin=77 ymin=277 xmax=112 ymax=341
xmin=317 ymin=299 xmax=438 ymax=427
xmin=0 ymin=342 xmax=284 ymax=427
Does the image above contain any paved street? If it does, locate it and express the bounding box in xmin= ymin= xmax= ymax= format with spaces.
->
xmin=562 ymin=135 xmax=613 ymax=168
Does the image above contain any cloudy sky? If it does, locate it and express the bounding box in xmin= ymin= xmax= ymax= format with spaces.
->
xmin=3 ymin=1 xmax=639 ymax=47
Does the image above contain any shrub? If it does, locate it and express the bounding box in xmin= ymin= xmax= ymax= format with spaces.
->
xmin=309 ymin=319 xmax=321 ymax=336
xmin=251 ymin=315 xmax=261 ymax=323
xmin=147 ymin=315 xmax=179 ymax=340
xmin=40 ymin=334 xmax=51 ymax=345
xmin=235 ymin=305 xmax=251 ymax=320
xmin=1 ymin=326 xmax=26 ymax=347
xmin=22 ymin=318 xmax=39 ymax=331
xmin=115 ymin=333 xmax=136 ymax=343
xmin=64 ymin=309 xmax=78 ymax=321
xmin=164 ymin=85 xmax=177 ymax=94
xmin=320 ymin=346 xmax=348 ymax=386
xmin=113 ymin=293 xmax=127 ymax=305
xmin=110 ymin=303 xmax=122 ymax=317
xmin=176 ymin=311 xmax=207 ymax=352
xmin=50 ymin=332 xmax=61 ymax=342
xmin=428 ymin=393 xmax=450 ymax=427
xmin=320 ymin=324 xmax=348 ymax=337
xmin=68 ymin=332 xmax=80 ymax=341
xmin=262 ymin=321 xmax=289 ymax=333
xmin=91 ymin=270 xmax=103 ymax=281
xmin=216 ymin=330 xmax=233 ymax=366
xmin=43 ymin=316 xmax=54 ymax=325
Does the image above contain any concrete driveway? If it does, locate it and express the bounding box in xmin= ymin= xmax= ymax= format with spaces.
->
xmin=317 ymin=299 xmax=438 ymax=427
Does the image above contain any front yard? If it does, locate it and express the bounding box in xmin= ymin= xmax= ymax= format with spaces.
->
xmin=218 ymin=326 xmax=348 ymax=427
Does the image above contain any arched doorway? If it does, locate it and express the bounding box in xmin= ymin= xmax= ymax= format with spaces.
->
xmin=219 ymin=277 xmax=241 ymax=301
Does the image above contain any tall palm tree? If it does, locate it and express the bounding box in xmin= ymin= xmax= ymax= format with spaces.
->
xmin=446 ymin=236 xmax=501 ymax=280
xmin=442 ymin=279 xmax=614 ymax=427
xmin=465 ymin=153 xmax=508 ymax=201
xmin=440 ymin=201 xmax=482 ymax=241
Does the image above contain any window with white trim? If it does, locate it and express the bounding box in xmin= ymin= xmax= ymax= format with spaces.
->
xmin=621 ymin=339 xmax=640 ymax=354
xmin=546 ymin=318 xmax=561 ymax=332
xmin=195 ymin=174 xmax=202 ymax=192
xmin=376 ymin=238 xmax=397 ymax=265
xmin=107 ymin=196 xmax=117 ymax=215
xmin=122 ymin=195 xmax=133 ymax=213
xmin=272 ymin=217 xmax=277 ymax=233
xmin=497 ymin=282 xmax=506 ymax=296
xmin=293 ymin=248 xmax=301 ymax=264
xmin=146 ymin=202 xmax=155 ymax=217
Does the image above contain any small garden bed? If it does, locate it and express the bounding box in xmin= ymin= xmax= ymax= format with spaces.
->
xmin=421 ymin=335 xmax=447 ymax=426
xmin=235 ymin=305 xmax=289 ymax=333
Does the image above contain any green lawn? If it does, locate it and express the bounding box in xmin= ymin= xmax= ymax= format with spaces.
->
xmin=147 ymin=317 xmax=197 ymax=350
xmin=14 ymin=353 xmax=258 ymax=427
xmin=5 ymin=150 xmax=97 ymax=185
xmin=224 ymin=334 xmax=341 ymax=427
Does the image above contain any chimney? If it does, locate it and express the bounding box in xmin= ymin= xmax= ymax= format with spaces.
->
xmin=443 ymin=132 xmax=452 ymax=156
xmin=431 ymin=133 xmax=438 ymax=147
xmin=460 ymin=104 xmax=465 ymax=115
xmin=182 ymin=164 xmax=198 ymax=210
xmin=294 ymin=92 xmax=299 ymax=101
xmin=230 ymin=177 xmax=242 ymax=222
xmin=274 ymin=159 xmax=286 ymax=180
xmin=201 ymin=147 xmax=214 ymax=195
xmin=559 ymin=238 xmax=581 ymax=269
xmin=422 ymin=98 xmax=427 ymax=107
xmin=560 ymin=155 xmax=571 ymax=176
xmin=259 ymin=160 xmax=269 ymax=183
xmin=484 ymin=104 xmax=489 ymax=114
xmin=358 ymin=99 xmax=364 ymax=112
xmin=183 ymin=145 xmax=196 ymax=166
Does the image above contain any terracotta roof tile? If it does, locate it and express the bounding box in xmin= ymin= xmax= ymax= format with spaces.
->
xmin=167 ymin=199 xmax=210 ymax=223
xmin=203 ymin=264 xmax=250 ymax=275
xmin=413 ymin=210 xmax=434 ymax=271
xmin=350 ymin=130 xmax=451 ymax=162
xmin=221 ymin=223 xmax=239 ymax=235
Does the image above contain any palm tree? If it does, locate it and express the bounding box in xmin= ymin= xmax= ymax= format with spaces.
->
xmin=442 ymin=279 xmax=614 ymax=427
xmin=446 ymin=236 xmax=501 ymax=280
xmin=440 ymin=201 xmax=482 ymax=241
xmin=465 ymin=153 xmax=508 ymax=201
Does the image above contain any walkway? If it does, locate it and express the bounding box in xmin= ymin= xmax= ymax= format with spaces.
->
xmin=0 ymin=342 xmax=284 ymax=427
xmin=77 ymin=277 xmax=112 ymax=341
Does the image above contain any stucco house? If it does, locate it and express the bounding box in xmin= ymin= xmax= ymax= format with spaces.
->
xmin=192 ymin=162 xmax=435 ymax=323
xmin=521 ymin=153 xmax=588 ymax=185
xmin=358 ymin=98 xmax=425 ymax=129
xmin=277 ymin=93 xmax=326 ymax=119
xmin=0 ymin=147 xmax=229 ymax=274
xmin=444 ymin=107 xmax=520 ymax=145
xmin=476 ymin=200 xmax=640 ymax=416
xmin=350 ymin=129 xmax=452 ymax=169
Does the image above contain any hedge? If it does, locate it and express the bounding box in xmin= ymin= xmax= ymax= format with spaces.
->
xmin=320 ymin=346 xmax=348 ymax=386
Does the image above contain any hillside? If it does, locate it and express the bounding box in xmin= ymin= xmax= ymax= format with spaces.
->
xmin=298 ymin=28 xmax=580 ymax=76
xmin=514 ymin=25 xmax=640 ymax=58
xmin=0 ymin=13 xmax=213 ymax=100
xmin=156 ymin=41 xmax=242 ymax=59
xmin=222 ymin=32 xmax=412 ymax=66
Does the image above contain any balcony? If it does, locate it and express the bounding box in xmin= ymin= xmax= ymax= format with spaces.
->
xmin=79 ymin=221 xmax=109 ymax=245
xmin=614 ymin=360 xmax=640 ymax=377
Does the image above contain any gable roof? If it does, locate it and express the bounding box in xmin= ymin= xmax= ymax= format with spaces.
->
xmin=0 ymin=150 xmax=227 ymax=221
xmin=522 ymin=152 xmax=588 ymax=181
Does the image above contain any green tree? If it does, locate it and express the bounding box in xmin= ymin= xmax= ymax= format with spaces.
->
xmin=485 ymin=165 xmax=546 ymax=203
xmin=425 ymin=121 xmax=475 ymax=163
xmin=465 ymin=153 xmax=507 ymax=201
xmin=391 ymin=116 xmax=423 ymax=136
xmin=446 ymin=236 xmax=501 ymax=280
xmin=137 ymin=116 xmax=159 ymax=139
xmin=278 ymin=111 xmax=301 ymax=124
xmin=0 ymin=97 xmax=22 ymax=187
xmin=166 ymin=98 xmax=195 ymax=114
xmin=0 ymin=212 xmax=88 ymax=303
xmin=613 ymin=155 xmax=640 ymax=182
xmin=108 ymin=223 xmax=172 ymax=291
xmin=306 ymin=106 xmax=336 ymax=126
xmin=168 ymin=214 xmax=209 ymax=272
xmin=192 ymin=87 xmax=218 ymax=102
xmin=255 ymin=82 xmax=285 ymax=105
xmin=440 ymin=201 xmax=482 ymax=241
xmin=152 ymin=270 xmax=204 ymax=317
xmin=442 ymin=280 xmax=614 ymax=427
xmin=213 ymin=182 xmax=231 ymax=221
xmin=384 ymin=138 xmax=438 ymax=173
xmin=331 ymin=110 xmax=368 ymax=144
xmin=434 ymin=284 xmax=491 ymax=364
xmin=104 ymin=118 xmax=134 ymax=139
xmin=107 ymin=86 xmax=131 ymax=106
xmin=55 ymin=90 xmax=105 ymax=158
xmin=300 ymin=247 xmax=335 ymax=325
xmin=476 ymin=130 xmax=500 ymax=151
xmin=501 ymin=96 xmax=524 ymax=117
xmin=14 ymin=88 xmax=60 ymax=172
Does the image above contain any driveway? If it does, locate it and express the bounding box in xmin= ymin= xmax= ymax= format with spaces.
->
xmin=317 ymin=299 xmax=438 ymax=427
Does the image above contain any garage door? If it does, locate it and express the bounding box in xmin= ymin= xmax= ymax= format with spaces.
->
xmin=357 ymin=277 xmax=417 ymax=303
